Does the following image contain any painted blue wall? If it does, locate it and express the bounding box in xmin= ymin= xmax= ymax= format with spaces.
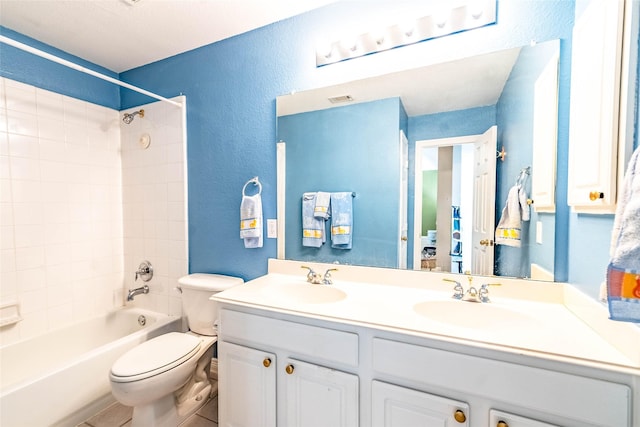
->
xmin=7 ymin=2 xmax=618 ymax=296
xmin=0 ymin=27 xmax=120 ymax=109
xmin=279 ymin=98 xmax=402 ymax=268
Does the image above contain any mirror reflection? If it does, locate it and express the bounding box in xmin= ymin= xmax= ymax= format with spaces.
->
xmin=277 ymin=40 xmax=560 ymax=281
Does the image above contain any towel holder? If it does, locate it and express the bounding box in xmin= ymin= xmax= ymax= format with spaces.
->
xmin=243 ymin=176 xmax=262 ymax=196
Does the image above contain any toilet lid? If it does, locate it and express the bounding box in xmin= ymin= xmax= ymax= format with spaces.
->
xmin=110 ymin=332 xmax=201 ymax=382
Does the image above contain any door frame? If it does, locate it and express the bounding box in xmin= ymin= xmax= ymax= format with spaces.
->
xmin=413 ymin=133 xmax=483 ymax=271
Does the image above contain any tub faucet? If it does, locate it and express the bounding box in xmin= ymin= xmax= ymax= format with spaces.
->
xmin=127 ymin=284 xmax=149 ymax=301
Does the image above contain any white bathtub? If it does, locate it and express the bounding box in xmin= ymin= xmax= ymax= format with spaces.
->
xmin=0 ymin=307 xmax=182 ymax=427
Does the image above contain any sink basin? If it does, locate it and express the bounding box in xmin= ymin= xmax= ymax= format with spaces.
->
xmin=265 ymin=283 xmax=347 ymax=304
xmin=413 ymin=300 xmax=536 ymax=329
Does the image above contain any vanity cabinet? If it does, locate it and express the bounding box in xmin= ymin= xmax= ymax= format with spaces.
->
xmin=372 ymin=380 xmax=470 ymax=426
xmin=567 ymin=0 xmax=628 ymax=212
xmin=217 ymin=309 xmax=359 ymax=427
xmin=488 ymin=410 xmax=558 ymax=427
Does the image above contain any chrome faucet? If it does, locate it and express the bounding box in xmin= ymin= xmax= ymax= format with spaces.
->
xmin=135 ymin=260 xmax=153 ymax=282
xmin=301 ymin=266 xmax=338 ymax=285
xmin=443 ymin=276 xmax=500 ymax=303
xmin=127 ymin=284 xmax=149 ymax=301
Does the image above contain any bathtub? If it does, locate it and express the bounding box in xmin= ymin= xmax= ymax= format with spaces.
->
xmin=0 ymin=307 xmax=182 ymax=427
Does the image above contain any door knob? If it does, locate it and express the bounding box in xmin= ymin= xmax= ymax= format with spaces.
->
xmin=589 ymin=191 xmax=604 ymax=201
xmin=480 ymin=239 xmax=493 ymax=246
xmin=453 ymin=409 xmax=466 ymax=423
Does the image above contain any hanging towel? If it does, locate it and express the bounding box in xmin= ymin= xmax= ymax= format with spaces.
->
xmin=302 ymin=192 xmax=325 ymax=247
xmin=606 ymin=146 xmax=640 ymax=322
xmin=314 ymin=191 xmax=331 ymax=219
xmin=330 ymin=192 xmax=353 ymax=249
xmin=240 ymin=193 xmax=263 ymax=248
xmin=495 ymin=184 xmax=530 ymax=247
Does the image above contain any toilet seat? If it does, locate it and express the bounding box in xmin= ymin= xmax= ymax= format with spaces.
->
xmin=110 ymin=332 xmax=201 ymax=383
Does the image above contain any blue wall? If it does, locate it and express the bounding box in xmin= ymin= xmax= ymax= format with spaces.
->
xmin=6 ymin=1 xmax=623 ymax=299
xmin=279 ymin=98 xmax=402 ymax=268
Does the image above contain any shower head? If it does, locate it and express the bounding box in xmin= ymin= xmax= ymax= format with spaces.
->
xmin=122 ymin=109 xmax=144 ymax=124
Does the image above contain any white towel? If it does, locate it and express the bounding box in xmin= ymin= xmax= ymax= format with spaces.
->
xmin=240 ymin=193 xmax=263 ymax=248
xmin=495 ymin=184 xmax=529 ymax=247
xmin=606 ymin=146 xmax=640 ymax=322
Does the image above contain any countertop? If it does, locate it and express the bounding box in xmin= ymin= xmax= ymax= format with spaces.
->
xmin=212 ymin=259 xmax=640 ymax=372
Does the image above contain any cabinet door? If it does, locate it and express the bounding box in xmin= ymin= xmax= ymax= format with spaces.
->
xmin=489 ymin=410 xmax=558 ymax=427
xmin=567 ymin=0 xmax=625 ymax=212
xmin=372 ymin=381 xmax=469 ymax=427
xmin=283 ymin=358 xmax=359 ymax=427
xmin=218 ymin=341 xmax=276 ymax=427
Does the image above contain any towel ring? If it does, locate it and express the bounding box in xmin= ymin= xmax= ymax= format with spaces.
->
xmin=242 ymin=177 xmax=262 ymax=196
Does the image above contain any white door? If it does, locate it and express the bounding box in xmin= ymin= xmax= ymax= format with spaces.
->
xmin=471 ymin=125 xmax=497 ymax=275
xmin=398 ymin=130 xmax=409 ymax=269
xmin=372 ymin=381 xmax=470 ymax=427
xmin=218 ymin=341 xmax=276 ymax=427
xmin=283 ymin=358 xmax=359 ymax=427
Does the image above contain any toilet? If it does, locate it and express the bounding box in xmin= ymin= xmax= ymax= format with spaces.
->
xmin=109 ymin=273 xmax=243 ymax=427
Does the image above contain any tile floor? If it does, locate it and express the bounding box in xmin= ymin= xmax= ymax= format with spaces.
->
xmin=77 ymin=359 xmax=218 ymax=427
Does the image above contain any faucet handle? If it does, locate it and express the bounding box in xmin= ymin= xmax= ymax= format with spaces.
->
xmin=443 ymin=278 xmax=464 ymax=299
xmin=323 ymin=268 xmax=338 ymax=285
xmin=479 ymin=283 xmax=501 ymax=303
xmin=301 ymin=266 xmax=321 ymax=284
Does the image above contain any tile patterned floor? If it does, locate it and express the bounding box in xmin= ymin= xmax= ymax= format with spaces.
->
xmin=77 ymin=394 xmax=218 ymax=427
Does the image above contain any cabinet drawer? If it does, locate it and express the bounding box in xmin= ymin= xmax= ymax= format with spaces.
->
xmin=372 ymin=338 xmax=630 ymax=426
xmin=220 ymin=309 xmax=358 ymax=367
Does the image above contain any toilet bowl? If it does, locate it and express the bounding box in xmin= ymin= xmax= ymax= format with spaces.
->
xmin=109 ymin=273 xmax=243 ymax=427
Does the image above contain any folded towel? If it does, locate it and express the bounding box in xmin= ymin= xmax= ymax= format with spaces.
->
xmin=495 ymin=184 xmax=530 ymax=247
xmin=330 ymin=192 xmax=353 ymax=249
xmin=240 ymin=193 xmax=263 ymax=248
xmin=314 ymin=191 xmax=331 ymax=219
xmin=302 ymin=192 xmax=325 ymax=247
xmin=607 ymin=146 xmax=640 ymax=322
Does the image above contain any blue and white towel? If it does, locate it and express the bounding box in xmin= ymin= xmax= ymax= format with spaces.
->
xmin=330 ymin=192 xmax=353 ymax=250
xmin=495 ymin=184 xmax=529 ymax=247
xmin=240 ymin=193 xmax=263 ymax=248
xmin=314 ymin=191 xmax=331 ymax=220
xmin=302 ymin=192 xmax=325 ymax=247
xmin=607 ymin=146 xmax=640 ymax=322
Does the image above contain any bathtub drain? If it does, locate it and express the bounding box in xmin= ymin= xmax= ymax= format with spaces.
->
xmin=138 ymin=315 xmax=146 ymax=326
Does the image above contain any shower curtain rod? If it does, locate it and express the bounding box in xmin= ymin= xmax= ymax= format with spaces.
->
xmin=0 ymin=35 xmax=183 ymax=108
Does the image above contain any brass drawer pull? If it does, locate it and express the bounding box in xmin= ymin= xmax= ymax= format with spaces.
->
xmin=497 ymin=421 xmax=509 ymax=427
xmin=454 ymin=409 xmax=466 ymax=423
xmin=262 ymin=358 xmax=271 ymax=368
xmin=285 ymin=364 xmax=295 ymax=374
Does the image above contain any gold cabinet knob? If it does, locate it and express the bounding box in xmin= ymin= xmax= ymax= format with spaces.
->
xmin=285 ymin=364 xmax=295 ymax=375
xmin=262 ymin=358 xmax=271 ymax=368
xmin=589 ymin=191 xmax=604 ymax=201
xmin=453 ymin=409 xmax=466 ymax=423
xmin=497 ymin=421 xmax=509 ymax=427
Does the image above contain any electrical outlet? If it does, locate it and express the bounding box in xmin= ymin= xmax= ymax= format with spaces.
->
xmin=267 ymin=219 xmax=277 ymax=238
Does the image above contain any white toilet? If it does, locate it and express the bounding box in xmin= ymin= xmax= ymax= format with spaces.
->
xmin=110 ymin=273 xmax=243 ymax=427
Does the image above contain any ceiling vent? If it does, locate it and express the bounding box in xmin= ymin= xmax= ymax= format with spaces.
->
xmin=328 ymin=95 xmax=354 ymax=104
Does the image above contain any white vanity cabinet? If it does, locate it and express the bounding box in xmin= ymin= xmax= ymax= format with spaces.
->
xmin=217 ymin=308 xmax=359 ymax=427
xmin=372 ymin=338 xmax=631 ymax=427
xmin=567 ymin=0 xmax=632 ymax=212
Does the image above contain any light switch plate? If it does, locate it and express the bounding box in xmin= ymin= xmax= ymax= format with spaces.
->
xmin=267 ymin=219 xmax=277 ymax=238
xmin=536 ymin=221 xmax=543 ymax=244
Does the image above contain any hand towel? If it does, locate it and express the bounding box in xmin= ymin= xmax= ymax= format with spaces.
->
xmin=314 ymin=191 xmax=331 ymax=219
xmin=302 ymin=192 xmax=325 ymax=247
xmin=240 ymin=193 xmax=263 ymax=248
xmin=607 ymin=146 xmax=640 ymax=322
xmin=330 ymin=192 xmax=353 ymax=249
xmin=495 ymin=184 xmax=530 ymax=247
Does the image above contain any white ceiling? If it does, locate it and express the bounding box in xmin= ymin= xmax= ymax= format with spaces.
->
xmin=0 ymin=0 xmax=337 ymax=72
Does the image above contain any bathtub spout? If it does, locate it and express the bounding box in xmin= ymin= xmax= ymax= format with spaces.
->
xmin=127 ymin=285 xmax=149 ymax=301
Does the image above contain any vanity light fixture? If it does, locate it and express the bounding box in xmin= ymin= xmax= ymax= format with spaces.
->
xmin=316 ymin=0 xmax=497 ymax=67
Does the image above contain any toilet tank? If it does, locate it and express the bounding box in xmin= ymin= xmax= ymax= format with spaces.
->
xmin=178 ymin=273 xmax=243 ymax=335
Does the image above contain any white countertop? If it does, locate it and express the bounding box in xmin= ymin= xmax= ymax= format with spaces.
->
xmin=212 ymin=259 xmax=640 ymax=372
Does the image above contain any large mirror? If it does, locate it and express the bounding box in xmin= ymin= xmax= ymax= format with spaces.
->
xmin=277 ymin=40 xmax=560 ymax=281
